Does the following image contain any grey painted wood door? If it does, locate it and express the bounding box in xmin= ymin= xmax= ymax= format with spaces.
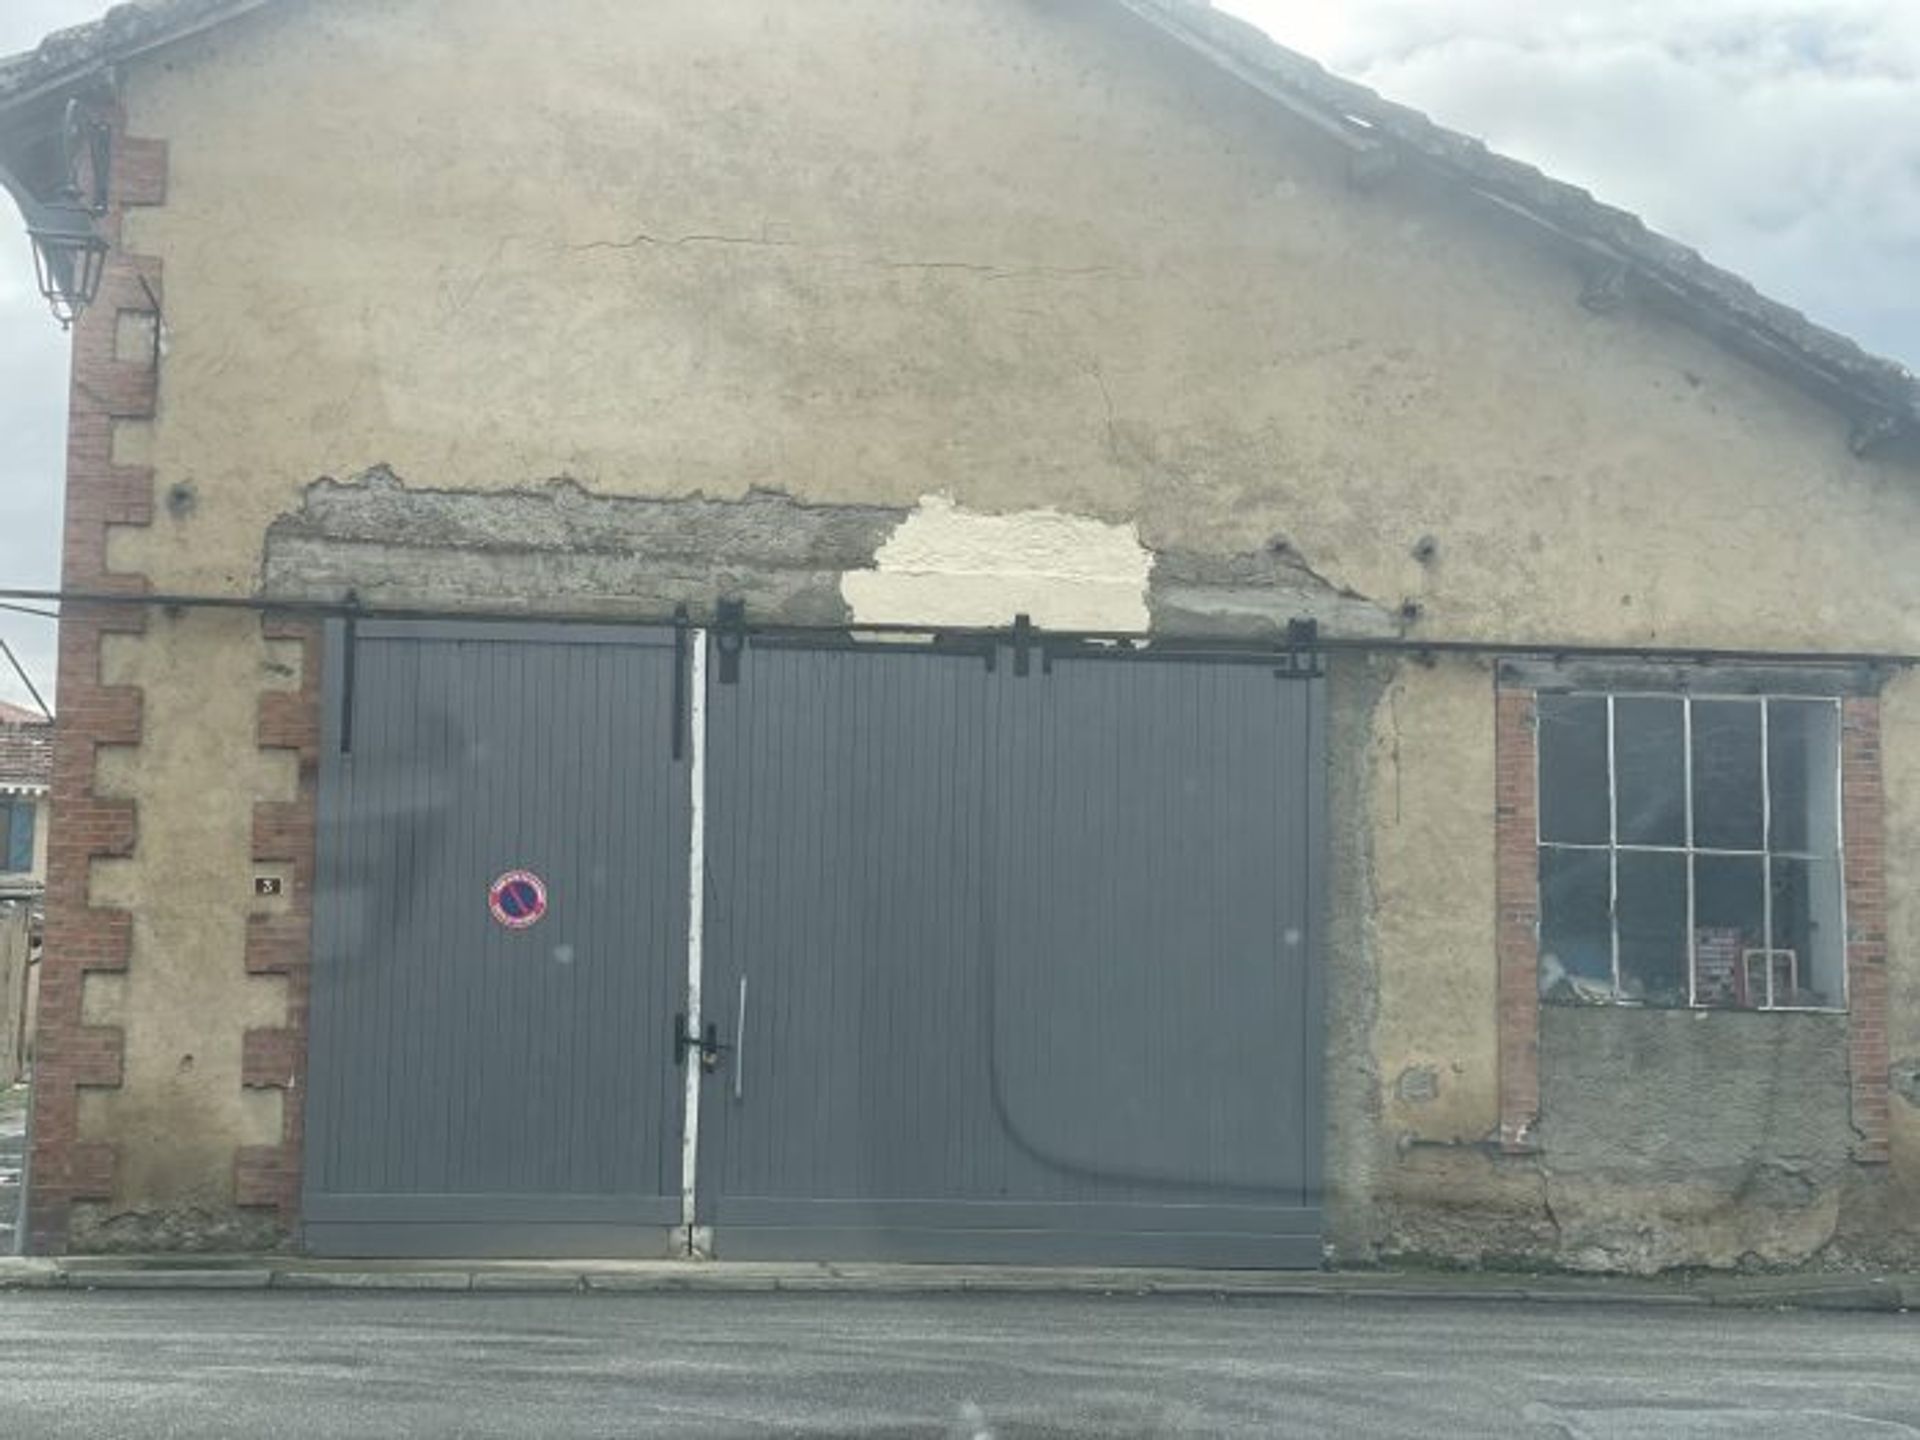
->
xmin=696 ymin=638 xmax=1324 ymax=1266
xmin=303 ymin=622 xmax=690 ymax=1258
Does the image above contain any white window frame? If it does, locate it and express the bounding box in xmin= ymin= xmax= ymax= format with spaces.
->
xmin=1535 ymin=690 xmax=1848 ymax=1012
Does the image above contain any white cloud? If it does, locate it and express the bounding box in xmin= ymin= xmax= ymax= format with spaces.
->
xmin=1220 ymin=0 xmax=1920 ymax=366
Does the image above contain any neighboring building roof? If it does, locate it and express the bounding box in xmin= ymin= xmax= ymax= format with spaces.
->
xmin=2 ymin=0 xmax=1916 ymax=450
xmin=0 ymin=705 xmax=52 ymax=795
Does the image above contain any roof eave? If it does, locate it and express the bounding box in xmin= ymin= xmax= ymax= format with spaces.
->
xmin=1111 ymin=0 xmax=1920 ymax=446
xmin=0 ymin=0 xmax=285 ymax=124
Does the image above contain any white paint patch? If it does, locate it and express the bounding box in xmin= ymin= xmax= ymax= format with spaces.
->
xmin=841 ymin=495 xmax=1153 ymax=631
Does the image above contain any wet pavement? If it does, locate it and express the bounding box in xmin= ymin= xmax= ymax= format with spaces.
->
xmin=0 ymin=1288 xmax=1916 ymax=1437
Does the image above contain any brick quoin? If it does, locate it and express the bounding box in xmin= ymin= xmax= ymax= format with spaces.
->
xmin=1493 ymin=687 xmax=1540 ymax=1153
xmin=236 ymin=617 xmax=322 ymax=1218
xmin=1842 ymin=696 xmax=1890 ymax=1163
xmin=26 ymin=116 xmax=166 ymax=1254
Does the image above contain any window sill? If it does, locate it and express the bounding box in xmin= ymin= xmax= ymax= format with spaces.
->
xmin=1541 ymin=993 xmax=1846 ymax=1016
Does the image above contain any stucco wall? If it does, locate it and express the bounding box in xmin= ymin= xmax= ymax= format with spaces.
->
xmin=42 ymin=0 xmax=1920 ymax=1261
xmin=116 ymin=0 xmax=1920 ymax=645
xmin=70 ymin=612 xmax=299 ymax=1251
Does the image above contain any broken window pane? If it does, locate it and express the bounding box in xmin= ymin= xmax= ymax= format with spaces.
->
xmin=1691 ymin=699 xmax=1762 ymax=850
xmin=1617 ymin=850 xmax=1687 ymax=1006
xmin=1769 ymin=699 xmax=1840 ymax=857
xmin=1540 ymin=847 xmax=1612 ymax=998
xmin=1614 ymin=697 xmax=1685 ymax=846
xmin=1769 ymin=855 xmax=1844 ymax=1008
xmin=1537 ymin=695 xmax=1610 ymax=844
xmin=1692 ymin=853 xmax=1764 ymax=1008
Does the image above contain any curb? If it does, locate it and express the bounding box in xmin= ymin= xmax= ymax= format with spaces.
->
xmin=1698 ymin=1277 xmax=1908 ymax=1313
xmin=1 ymin=1260 xmax=1912 ymax=1313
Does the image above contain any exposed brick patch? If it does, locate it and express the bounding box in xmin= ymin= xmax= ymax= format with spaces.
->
xmin=112 ymin=136 xmax=168 ymax=208
xmin=235 ymin=617 xmax=322 ymax=1223
xmin=1842 ymin=696 xmax=1889 ymax=1163
xmin=26 ymin=114 xmax=163 ymax=1255
xmin=233 ymin=1143 xmax=300 ymax=1211
xmin=240 ymin=1025 xmax=300 ymax=1089
xmin=1494 ymin=687 xmax=1540 ymax=1153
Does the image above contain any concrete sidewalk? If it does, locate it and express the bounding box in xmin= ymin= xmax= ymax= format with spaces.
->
xmin=0 ymin=1254 xmax=1912 ymax=1312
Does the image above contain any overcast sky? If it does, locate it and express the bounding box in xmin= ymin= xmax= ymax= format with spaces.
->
xmin=0 ymin=0 xmax=1915 ymax=711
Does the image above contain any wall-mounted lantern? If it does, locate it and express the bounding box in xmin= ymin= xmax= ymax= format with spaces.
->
xmin=0 ymin=100 xmax=111 ymax=329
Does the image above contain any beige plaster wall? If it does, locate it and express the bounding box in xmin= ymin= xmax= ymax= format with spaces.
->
xmin=1365 ymin=661 xmax=1500 ymax=1148
xmin=62 ymin=0 xmax=1920 ymax=1256
xmin=76 ymin=612 xmax=300 ymax=1244
xmin=113 ymin=0 xmax=1920 ymax=651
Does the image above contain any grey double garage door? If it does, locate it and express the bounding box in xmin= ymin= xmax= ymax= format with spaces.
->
xmin=303 ymin=621 xmax=1325 ymax=1266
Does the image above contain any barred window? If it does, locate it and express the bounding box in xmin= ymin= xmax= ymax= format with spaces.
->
xmin=1536 ymin=693 xmax=1844 ymax=1010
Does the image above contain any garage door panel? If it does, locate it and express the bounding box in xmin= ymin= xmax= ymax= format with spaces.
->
xmin=307 ymin=621 xmax=1323 ymax=1266
xmin=984 ymin=660 xmax=1312 ymax=1202
xmin=702 ymin=645 xmax=996 ymax=1206
xmin=699 ymin=638 xmax=1323 ymax=1261
xmin=302 ymin=1193 xmax=685 ymax=1225
xmin=304 ymin=622 xmax=689 ymax=1257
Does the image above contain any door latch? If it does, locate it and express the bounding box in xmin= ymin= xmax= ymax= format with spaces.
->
xmin=674 ymin=1012 xmax=728 ymax=1072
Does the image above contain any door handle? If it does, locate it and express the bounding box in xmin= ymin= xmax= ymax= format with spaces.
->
xmin=733 ymin=976 xmax=747 ymax=1101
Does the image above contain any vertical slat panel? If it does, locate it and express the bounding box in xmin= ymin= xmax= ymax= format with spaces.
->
xmin=304 ymin=623 xmax=689 ymax=1256
xmin=701 ymin=640 xmax=1325 ymax=1264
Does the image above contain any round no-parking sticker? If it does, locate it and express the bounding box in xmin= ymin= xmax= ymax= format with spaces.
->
xmin=488 ymin=870 xmax=549 ymax=930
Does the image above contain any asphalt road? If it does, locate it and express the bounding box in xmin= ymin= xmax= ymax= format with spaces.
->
xmin=0 ymin=1290 xmax=1916 ymax=1438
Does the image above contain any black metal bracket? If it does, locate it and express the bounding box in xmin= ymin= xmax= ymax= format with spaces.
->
xmin=674 ymin=1012 xmax=728 ymax=1073
xmin=715 ymin=598 xmax=747 ymax=685
xmin=671 ymin=603 xmax=689 ymax=760
xmin=1011 ymin=613 xmax=1034 ymax=677
xmin=1280 ymin=616 xmax=1322 ymax=678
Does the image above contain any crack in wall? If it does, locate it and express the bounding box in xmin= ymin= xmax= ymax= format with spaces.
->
xmin=566 ymin=231 xmax=801 ymax=253
xmin=559 ymin=230 xmax=1120 ymax=283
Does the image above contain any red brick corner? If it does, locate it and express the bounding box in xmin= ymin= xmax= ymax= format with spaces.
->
xmin=236 ymin=617 xmax=323 ymax=1219
xmin=25 ymin=116 xmax=165 ymax=1254
xmin=1842 ymin=696 xmax=1890 ymax=1163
